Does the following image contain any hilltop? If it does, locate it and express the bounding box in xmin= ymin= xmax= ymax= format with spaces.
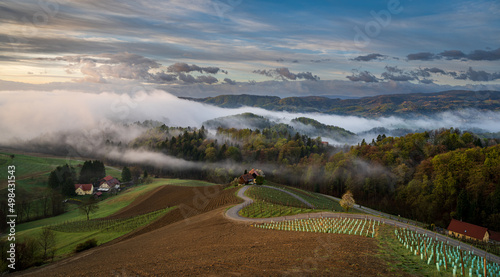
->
xmin=182 ymin=90 xmax=500 ymax=117
xmin=203 ymin=113 xmax=356 ymax=142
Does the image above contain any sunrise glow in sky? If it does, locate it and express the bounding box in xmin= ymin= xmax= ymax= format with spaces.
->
xmin=1 ymin=0 xmax=499 ymax=97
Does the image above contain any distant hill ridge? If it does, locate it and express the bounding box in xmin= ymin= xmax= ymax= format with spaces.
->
xmin=203 ymin=113 xmax=357 ymax=142
xmin=181 ymin=90 xmax=500 ymax=117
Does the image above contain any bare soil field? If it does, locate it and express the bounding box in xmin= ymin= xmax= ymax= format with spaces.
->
xmin=18 ymin=185 xmax=409 ymax=277
xmin=103 ymin=185 xmax=217 ymax=219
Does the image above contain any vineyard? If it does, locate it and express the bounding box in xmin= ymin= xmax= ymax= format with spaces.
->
xmin=395 ymin=228 xmax=500 ymax=276
xmin=50 ymin=207 xmax=175 ymax=233
xmin=245 ymin=186 xmax=309 ymax=207
xmin=253 ymin=217 xmax=379 ymax=237
xmin=239 ymin=201 xmax=316 ymax=218
xmin=267 ymin=183 xmax=344 ymax=211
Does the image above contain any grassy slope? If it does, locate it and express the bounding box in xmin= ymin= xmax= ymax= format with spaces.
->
xmin=266 ymin=182 xmax=361 ymax=212
xmin=241 ymin=184 xmax=364 ymax=218
xmin=13 ymin=178 xmax=216 ymax=259
xmin=17 ymin=178 xmax=214 ymax=232
xmin=376 ymin=224 xmax=448 ymax=276
xmin=245 ymin=186 xmax=308 ymax=207
xmin=0 ymin=152 xmax=122 ymax=191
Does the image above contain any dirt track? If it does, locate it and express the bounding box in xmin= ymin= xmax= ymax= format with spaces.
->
xmin=19 ymin=185 xmax=406 ymax=276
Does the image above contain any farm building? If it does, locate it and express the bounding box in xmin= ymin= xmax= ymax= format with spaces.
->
xmin=99 ymin=175 xmax=120 ymax=190
xmin=447 ymin=219 xmax=499 ymax=242
xmin=74 ymin=184 xmax=94 ymax=195
xmin=238 ymin=169 xmax=264 ymax=185
xmin=489 ymin=230 xmax=500 ymax=243
xmin=239 ymin=173 xmax=255 ymax=185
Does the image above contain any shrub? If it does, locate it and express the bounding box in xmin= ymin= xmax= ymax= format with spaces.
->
xmin=75 ymin=238 xmax=98 ymax=253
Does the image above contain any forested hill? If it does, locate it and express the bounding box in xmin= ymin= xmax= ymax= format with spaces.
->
xmin=181 ymin=90 xmax=500 ymax=117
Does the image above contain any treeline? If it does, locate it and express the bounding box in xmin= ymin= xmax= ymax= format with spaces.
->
xmin=271 ymin=128 xmax=500 ymax=230
xmin=131 ymin=124 xmax=331 ymax=164
xmin=0 ymin=188 xmax=65 ymax=228
xmin=122 ymin=125 xmax=500 ymax=230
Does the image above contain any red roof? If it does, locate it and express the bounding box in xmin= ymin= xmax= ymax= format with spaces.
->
xmin=248 ymin=169 xmax=259 ymax=176
xmin=447 ymin=219 xmax=488 ymax=240
xmin=489 ymin=230 xmax=500 ymax=242
xmin=100 ymin=176 xmax=120 ymax=186
xmin=74 ymin=184 xmax=93 ymax=192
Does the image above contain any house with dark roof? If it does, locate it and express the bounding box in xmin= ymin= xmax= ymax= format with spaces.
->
xmin=489 ymin=230 xmax=500 ymax=243
xmin=238 ymin=173 xmax=255 ymax=185
xmin=238 ymin=169 xmax=264 ymax=185
xmin=74 ymin=184 xmax=94 ymax=196
xmin=447 ymin=219 xmax=493 ymax=242
xmin=99 ymin=175 xmax=120 ymax=191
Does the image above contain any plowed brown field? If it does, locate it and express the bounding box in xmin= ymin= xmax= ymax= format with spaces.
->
xmin=18 ymin=185 xmax=406 ymax=277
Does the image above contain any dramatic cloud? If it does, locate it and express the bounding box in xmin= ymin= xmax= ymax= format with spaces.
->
xmin=253 ymin=67 xmax=319 ymax=81
xmin=40 ymin=52 xmax=163 ymax=83
xmin=351 ymin=53 xmax=386 ymax=62
xmin=346 ymin=70 xmax=379 ymax=83
xmin=38 ymin=53 xmax=227 ymax=85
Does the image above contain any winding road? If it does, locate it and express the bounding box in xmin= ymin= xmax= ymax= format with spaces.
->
xmin=225 ymin=185 xmax=500 ymax=264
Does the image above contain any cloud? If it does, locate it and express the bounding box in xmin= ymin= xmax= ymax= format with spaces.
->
xmin=381 ymin=66 xmax=417 ymax=82
xmin=439 ymin=50 xmax=466 ymax=60
xmin=346 ymin=70 xmax=379 ymax=83
xmin=223 ymin=78 xmax=236 ymax=85
xmin=455 ymin=67 xmax=500 ymax=82
xmin=351 ymin=53 xmax=386 ymax=62
xmin=423 ymin=67 xmax=447 ymax=74
xmin=407 ymin=48 xmax=500 ymax=61
xmin=310 ymin=59 xmax=331 ymax=63
xmin=406 ymin=52 xmax=436 ymax=61
xmin=353 ymin=66 xmax=500 ymax=83
xmin=419 ymin=79 xmax=434 ymax=84
xmin=40 ymin=52 xmax=161 ymax=83
xmin=167 ymin=62 xmax=223 ymax=74
xmin=253 ymin=67 xmax=319 ymax=81
xmin=253 ymin=69 xmax=274 ymax=78
xmin=153 ymin=72 xmax=178 ymax=82
xmin=177 ymin=73 xmax=218 ymax=84
xmin=37 ymin=53 xmax=227 ymax=85
xmin=467 ymin=48 xmax=500 ymax=61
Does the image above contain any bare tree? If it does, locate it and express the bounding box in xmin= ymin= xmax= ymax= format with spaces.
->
xmin=340 ymin=190 xmax=355 ymax=212
xmin=78 ymin=198 xmax=99 ymax=221
xmin=38 ymin=228 xmax=56 ymax=261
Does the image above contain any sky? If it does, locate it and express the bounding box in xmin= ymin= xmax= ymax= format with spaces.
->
xmin=1 ymin=0 xmax=500 ymax=97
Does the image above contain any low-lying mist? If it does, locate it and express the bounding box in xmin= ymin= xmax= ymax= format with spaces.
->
xmin=2 ymin=89 xmax=500 ymax=170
